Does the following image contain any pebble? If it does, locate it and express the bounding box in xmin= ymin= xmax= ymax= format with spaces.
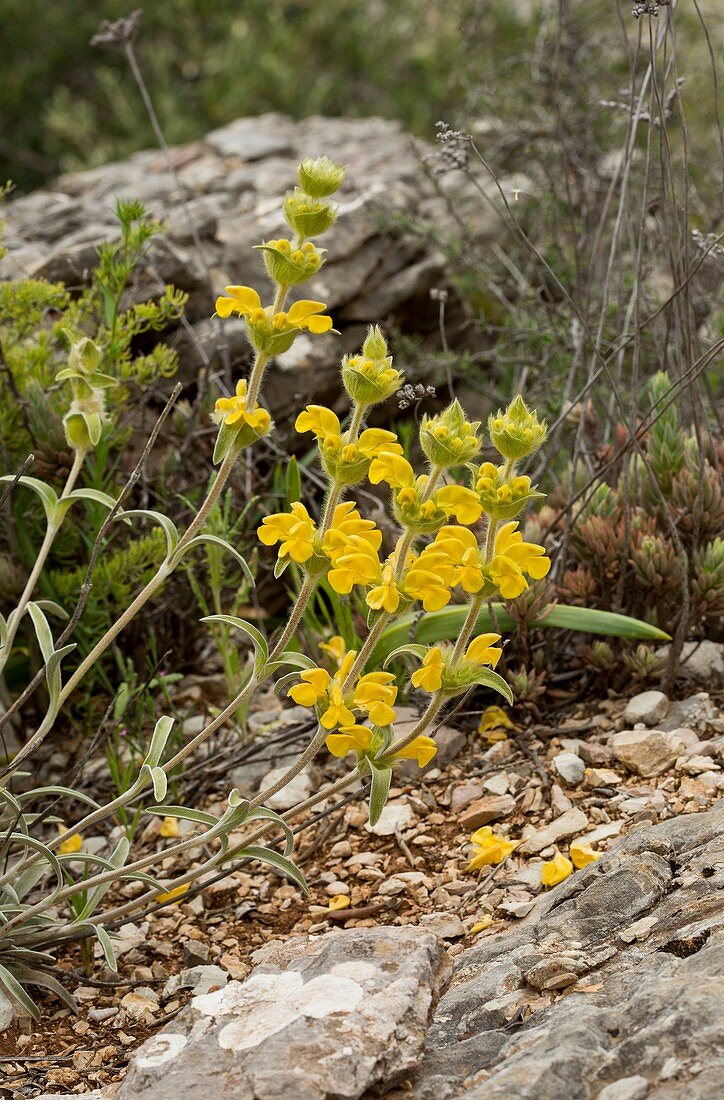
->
xmin=519 ymin=809 xmax=589 ymax=855
xmin=460 ymin=794 xmax=516 ymax=830
xmin=611 ymin=727 xmax=699 ymax=777
xmin=450 ymin=780 xmax=484 ymax=812
xmin=419 ymin=913 xmax=465 ymax=938
xmin=163 ymin=965 xmax=228 ymax=999
xmin=87 ymin=1007 xmax=119 ymax=1022
xmin=623 ymin=691 xmax=669 ymax=727
xmin=552 ymin=751 xmax=585 ymax=787
xmin=550 ymin=783 xmax=573 ymax=814
xmin=585 ymin=767 xmax=623 ymax=787
xmin=366 ymin=800 xmax=415 ymax=836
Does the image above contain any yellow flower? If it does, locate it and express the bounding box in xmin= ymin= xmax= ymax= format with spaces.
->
xmin=570 ymin=840 xmax=601 ymax=869
xmin=467 ymin=826 xmax=518 ymax=871
xmin=470 ymin=915 xmax=494 ymax=934
xmin=352 ymin=671 xmax=398 ymax=725
xmin=214 ymin=378 xmax=271 ymax=434
xmin=257 ymin=501 xmax=316 ymax=563
xmin=160 ymin=816 xmax=180 ymax=838
xmin=541 ymin=850 xmax=573 ymax=887
xmin=477 ymin=705 xmax=517 ymax=743
xmin=367 ymin=564 xmax=401 ymax=613
xmin=392 ymin=735 xmax=438 ymax=768
xmin=288 ymin=666 xmax=331 ymax=707
xmin=326 ymin=723 xmax=373 ymax=757
xmin=216 ymin=286 xmax=333 ymax=334
xmin=434 ymin=485 xmax=483 ymax=525
xmin=58 ymin=830 xmax=82 ymax=855
xmin=327 ymin=894 xmax=351 ymax=911
xmin=369 ymin=452 xmax=415 ymax=489
xmin=295 ymin=404 xmax=341 ymax=440
xmin=327 ymin=539 xmax=382 ymax=594
xmin=411 ymin=647 xmax=445 ymax=692
xmin=402 ymin=553 xmax=455 ymax=611
xmin=357 ymin=429 xmax=402 ymax=460
xmin=319 ymin=635 xmax=348 ymax=667
xmin=321 ymin=685 xmax=357 ymax=729
xmin=431 ymin=527 xmax=484 ymax=593
xmin=489 ymin=521 xmax=551 ymax=599
xmin=465 ymin=633 xmax=503 ymax=669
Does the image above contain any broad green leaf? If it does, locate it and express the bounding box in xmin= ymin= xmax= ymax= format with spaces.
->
xmin=368 ymin=764 xmax=392 ymax=828
xmin=285 ymin=456 xmax=301 ymax=504
xmin=240 ymin=846 xmax=309 ymax=895
xmin=372 ymin=602 xmax=671 ymax=666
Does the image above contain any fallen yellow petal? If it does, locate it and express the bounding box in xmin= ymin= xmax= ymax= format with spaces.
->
xmin=570 ymin=840 xmax=601 ymax=869
xmin=470 ymin=915 xmax=493 ymax=934
xmin=160 ymin=816 xmax=181 ymax=838
xmin=540 ymin=851 xmax=573 ymax=887
xmin=328 ymin=894 xmax=350 ymax=911
xmin=478 ymin=705 xmax=517 ymax=742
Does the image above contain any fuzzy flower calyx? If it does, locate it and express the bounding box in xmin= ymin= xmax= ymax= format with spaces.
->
xmin=420 ymin=399 xmax=481 ymax=468
xmin=411 ymin=633 xmax=503 ymax=697
xmin=341 ymin=327 xmax=403 ymax=408
xmin=488 ymin=395 xmax=547 ymax=461
xmin=255 ymin=239 xmax=325 ymax=287
xmin=475 ymin=462 xmax=544 ymax=520
xmin=284 ymin=188 xmax=337 ymax=238
xmin=297 ymin=156 xmax=346 ymax=198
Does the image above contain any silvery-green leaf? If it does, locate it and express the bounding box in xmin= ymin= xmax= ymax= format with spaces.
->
xmin=383 ymin=643 xmax=429 ymax=668
xmin=368 ymin=764 xmax=392 ymax=828
xmin=201 ymin=614 xmax=268 ymax=671
xmin=117 ymin=509 xmax=179 ymax=562
xmin=240 ymin=846 xmax=309 ymax=895
xmin=0 ymin=475 xmax=58 ymax=523
xmin=173 ymin=534 xmax=254 ymax=585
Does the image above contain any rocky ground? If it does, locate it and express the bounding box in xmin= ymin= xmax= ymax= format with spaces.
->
xmin=1 ymin=661 xmax=722 ymax=1098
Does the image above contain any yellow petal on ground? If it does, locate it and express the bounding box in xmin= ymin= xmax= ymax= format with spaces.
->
xmin=470 ymin=915 xmax=493 ymax=934
xmin=540 ymin=851 xmax=573 ymax=887
xmin=570 ymin=840 xmax=602 ymax=869
xmin=58 ymin=832 xmax=82 ymax=855
xmin=160 ymin=816 xmax=180 ymax=838
xmin=328 ymin=894 xmax=350 ymax=911
xmin=478 ymin=705 xmax=517 ymax=742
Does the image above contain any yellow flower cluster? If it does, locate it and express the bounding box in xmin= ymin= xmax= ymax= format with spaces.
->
xmin=296 ymin=405 xmax=402 ymax=486
xmin=214 ymin=379 xmax=271 ymax=436
xmin=257 ymin=500 xmax=378 ymax=574
xmin=427 ymin=521 xmax=551 ymax=601
xmin=214 ymin=285 xmax=334 ymax=357
xmin=411 ymin=633 xmax=502 ymax=694
xmin=369 ymin=452 xmax=482 ymax=533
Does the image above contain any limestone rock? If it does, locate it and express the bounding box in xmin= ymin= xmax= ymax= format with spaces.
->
xmin=611 ymin=727 xmax=699 ymax=778
xmin=623 ymin=690 xmax=669 ymax=727
xmin=460 ymin=794 xmax=516 ymax=830
xmin=551 ymin=751 xmax=585 ymax=786
xmin=518 ymin=809 xmax=589 ymax=855
xmin=163 ymin=965 xmax=228 ymax=1000
xmin=408 ymin=802 xmax=724 ymax=1099
xmin=119 ymin=927 xmax=448 ymax=1099
xmin=658 ymin=640 xmax=724 ymax=687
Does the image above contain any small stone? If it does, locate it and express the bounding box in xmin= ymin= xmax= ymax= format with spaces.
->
xmin=518 ymin=809 xmax=589 ymax=855
xmin=497 ymin=898 xmax=535 ymax=919
xmin=482 ymin=773 xmax=510 ymax=796
xmin=120 ymin=986 xmax=159 ymax=1022
xmin=262 ymin=767 xmax=313 ymax=811
xmin=659 ymin=692 xmax=716 ymax=734
xmin=623 ymin=691 xmax=669 ymax=727
xmin=550 ymin=783 xmax=573 ymax=815
xmin=182 ymin=940 xmax=211 ymax=966
xmin=611 ymin=727 xmax=699 ymax=777
xmin=585 ymin=766 xmax=623 ymax=787
xmin=450 ymin=780 xmax=484 ymax=812
xmin=460 ymin=794 xmax=516 ymax=830
xmin=578 ymin=741 xmax=614 ymax=765
xmin=658 ymin=640 xmax=724 ymax=687
xmin=597 ymin=1076 xmax=650 ymax=1100
xmin=366 ymin=799 xmax=414 ymax=836
xmin=163 ymin=965 xmax=228 ymax=1000
xmin=88 ymin=1007 xmax=119 ymax=1022
xmin=552 ymin=751 xmax=585 ymax=786
xmin=419 ymin=913 xmax=465 ymax=939
xmin=0 ymin=989 xmax=14 ymax=1032
xmin=678 ymin=754 xmax=720 ymax=775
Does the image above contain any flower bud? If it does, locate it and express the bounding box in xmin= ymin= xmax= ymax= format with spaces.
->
xmin=297 ymin=156 xmax=346 ymax=198
xmin=255 ymin=239 xmax=324 ymax=287
xmin=341 ymin=341 xmax=403 ymax=409
xmin=420 ymin=399 xmax=481 ymax=468
xmin=475 ymin=462 xmax=544 ymax=520
xmin=488 ymin=395 xmax=547 ymax=460
xmin=283 ymin=188 xmax=337 ymax=238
